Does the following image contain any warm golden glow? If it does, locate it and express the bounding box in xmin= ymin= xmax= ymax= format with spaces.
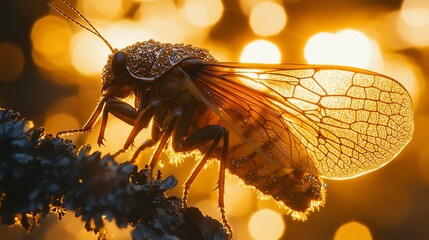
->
xmin=304 ymin=29 xmax=381 ymax=69
xmin=239 ymin=0 xmax=282 ymax=15
xmin=252 ymin=67 xmax=414 ymax=179
xmin=401 ymin=8 xmax=429 ymax=27
xmin=79 ymin=0 xmax=124 ymax=21
xmin=249 ymin=2 xmax=287 ymax=36
xmin=334 ymin=221 xmax=372 ymax=240
xmin=135 ymin=0 xmax=189 ymax=43
xmin=0 ymin=1 xmax=420 ymax=240
xmin=31 ymin=16 xmax=72 ymax=55
xmin=43 ymin=113 xmax=79 ymax=135
xmin=71 ymin=30 xmax=111 ymax=76
xmin=136 ymin=0 xmax=177 ymax=20
xmin=382 ymin=54 xmax=423 ymax=108
xmin=224 ymin=177 xmax=254 ymax=217
xmin=240 ymin=40 xmax=281 ymax=63
xmin=248 ymin=209 xmax=285 ymax=240
xmin=396 ymin=0 xmax=429 ymax=47
xmin=182 ymin=0 xmax=224 ymax=27
xmin=31 ymin=15 xmax=72 ymax=69
xmin=195 ymin=199 xmax=221 ymax=221
xmin=401 ymin=0 xmax=429 ymax=27
xmin=85 ymin=116 xmax=149 ymax=162
xmin=418 ymin=130 xmax=429 ymax=185
xmin=0 ymin=43 xmax=24 ymax=82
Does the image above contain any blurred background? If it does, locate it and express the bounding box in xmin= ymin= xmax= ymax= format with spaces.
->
xmin=0 ymin=0 xmax=428 ymax=239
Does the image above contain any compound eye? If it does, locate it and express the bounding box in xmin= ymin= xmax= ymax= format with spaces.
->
xmin=112 ymin=51 xmax=127 ymax=77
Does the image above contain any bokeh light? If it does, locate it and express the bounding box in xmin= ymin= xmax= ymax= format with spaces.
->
xmin=334 ymin=221 xmax=372 ymax=240
xmin=43 ymin=113 xmax=79 ymax=140
xmin=396 ymin=0 xmax=429 ymax=47
xmin=239 ymin=0 xmax=281 ymax=15
xmin=195 ymin=199 xmax=220 ymax=221
xmin=1 ymin=0 xmax=427 ymax=239
xmin=304 ymin=29 xmax=382 ymax=69
xmin=240 ymin=40 xmax=281 ymax=63
xmin=382 ymin=54 xmax=424 ymax=108
xmin=134 ymin=0 xmax=189 ymax=43
xmin=31 ymin=15 xmax=72 ymax=69
xmin=249 ymin=2 xmax=287 ymax=36
xmin=181 ymin=0 xmax=224 ymax=27
xmin=224 ymin=177 xmax=254 ymax=217
xmin=79 ymin=0 xmax=124 ymax=21
xmin=136 ymin=0 xmax=177 ymax=20
xmin=0 ymin=43 xmax=25 ymax=82
xmin=248 ymin=208 xmax=285 ymax=240
xmin=71 ymin=30 xmax=111 ymax=76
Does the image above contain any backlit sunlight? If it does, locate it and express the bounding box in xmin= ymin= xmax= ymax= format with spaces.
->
xmin=304 ymin=29 xmax=382 ymax=70
xmin=1 ymin=0 xmax=424 ymax=239
xmin=240 ymin=40 xmax=281 ymax=63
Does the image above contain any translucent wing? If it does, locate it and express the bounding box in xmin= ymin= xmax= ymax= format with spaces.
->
xmin=180 ymin=61 xmax=414 ymax=179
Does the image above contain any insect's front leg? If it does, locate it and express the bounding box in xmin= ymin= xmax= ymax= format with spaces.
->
xmin=56 ymin=97 xmax=107 ymax=137
xmin=97 ymin=98 xmax=139 ymax=146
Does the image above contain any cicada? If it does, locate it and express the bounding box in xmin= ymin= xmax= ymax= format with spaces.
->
xmin=50 ymin=0 xmax=414 ymax=236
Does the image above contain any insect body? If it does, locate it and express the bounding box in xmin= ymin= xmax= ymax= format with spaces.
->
xmin=51 ymin=0 xmax=414 ymax=237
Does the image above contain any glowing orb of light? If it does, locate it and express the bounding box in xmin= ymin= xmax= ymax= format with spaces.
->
xmin=304 ymin=29 xmax=380 ymax=69
xmin=182 ymin=0 xmax=224 ymax=27
xmin=397 ymin=0 xmax=429 ymax=47
xmin=334 ymin=221 xmax=372 ymax=240
xmin=240 ymin=40 xmax=281 ymax=63
xmin=79 ymin=0 xmax=123 ymax=20
xmin=71 ymin=30 xmax=111 ymax=76
xmin=248 ymin=208 xmax=285 ymax=240
xmin=31 ymin=15 xmax=72 ymax=69
xmin=249 ymin=2 xmax=287 ymax=36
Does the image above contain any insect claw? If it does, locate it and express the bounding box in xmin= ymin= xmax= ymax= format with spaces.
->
xmin=97 ymin=137 xmax=106 ymax=147
xmin=182 ymin=189 xmax=189 ymax=209
xmin=112 ymin=149 xmax=125 ymax=158
xmin=220 ymin=207 xmax=233 ymax=239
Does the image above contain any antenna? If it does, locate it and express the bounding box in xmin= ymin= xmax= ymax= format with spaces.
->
xmin=48 ymin=0 xmax=114 ymax=53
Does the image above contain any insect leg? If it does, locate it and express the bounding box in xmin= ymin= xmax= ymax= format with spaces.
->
xmin=56 ymin=97 xmax=107 ymax=137
xmin=148 ymin=108 xmax=182 ymax=170
xmin=183 ymin=127 xmax=231 ymax=236
xmin=130 ymin=123 xmax=161 ymax=163
xmin=218 ymin=130 xmax=231 ymax=237
xmin=97 ymin=98 xmax=139 ymax=146
xmin=114 ymin=99 xmax=161 ymax=156
xmin=172 ymin=122 xmax=231 ymax=236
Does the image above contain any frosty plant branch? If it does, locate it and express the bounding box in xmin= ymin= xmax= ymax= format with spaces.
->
xmin=0 ymin=109 xmax=227 ymax=240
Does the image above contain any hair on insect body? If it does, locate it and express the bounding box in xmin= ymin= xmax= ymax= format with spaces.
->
xmin=50 ymin=0 xmax=414 ymax=238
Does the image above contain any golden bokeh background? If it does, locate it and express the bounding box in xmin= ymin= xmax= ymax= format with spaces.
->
xmin=0 ymin=0 xmax=428 ymax=239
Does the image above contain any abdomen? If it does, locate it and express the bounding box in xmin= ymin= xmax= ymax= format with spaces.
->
xmin=193 ymin=106 xmax=326 ymax=218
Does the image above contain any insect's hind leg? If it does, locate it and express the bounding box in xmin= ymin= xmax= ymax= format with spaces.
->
xmin=172 ymin=124 xmax=232 ymax=237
